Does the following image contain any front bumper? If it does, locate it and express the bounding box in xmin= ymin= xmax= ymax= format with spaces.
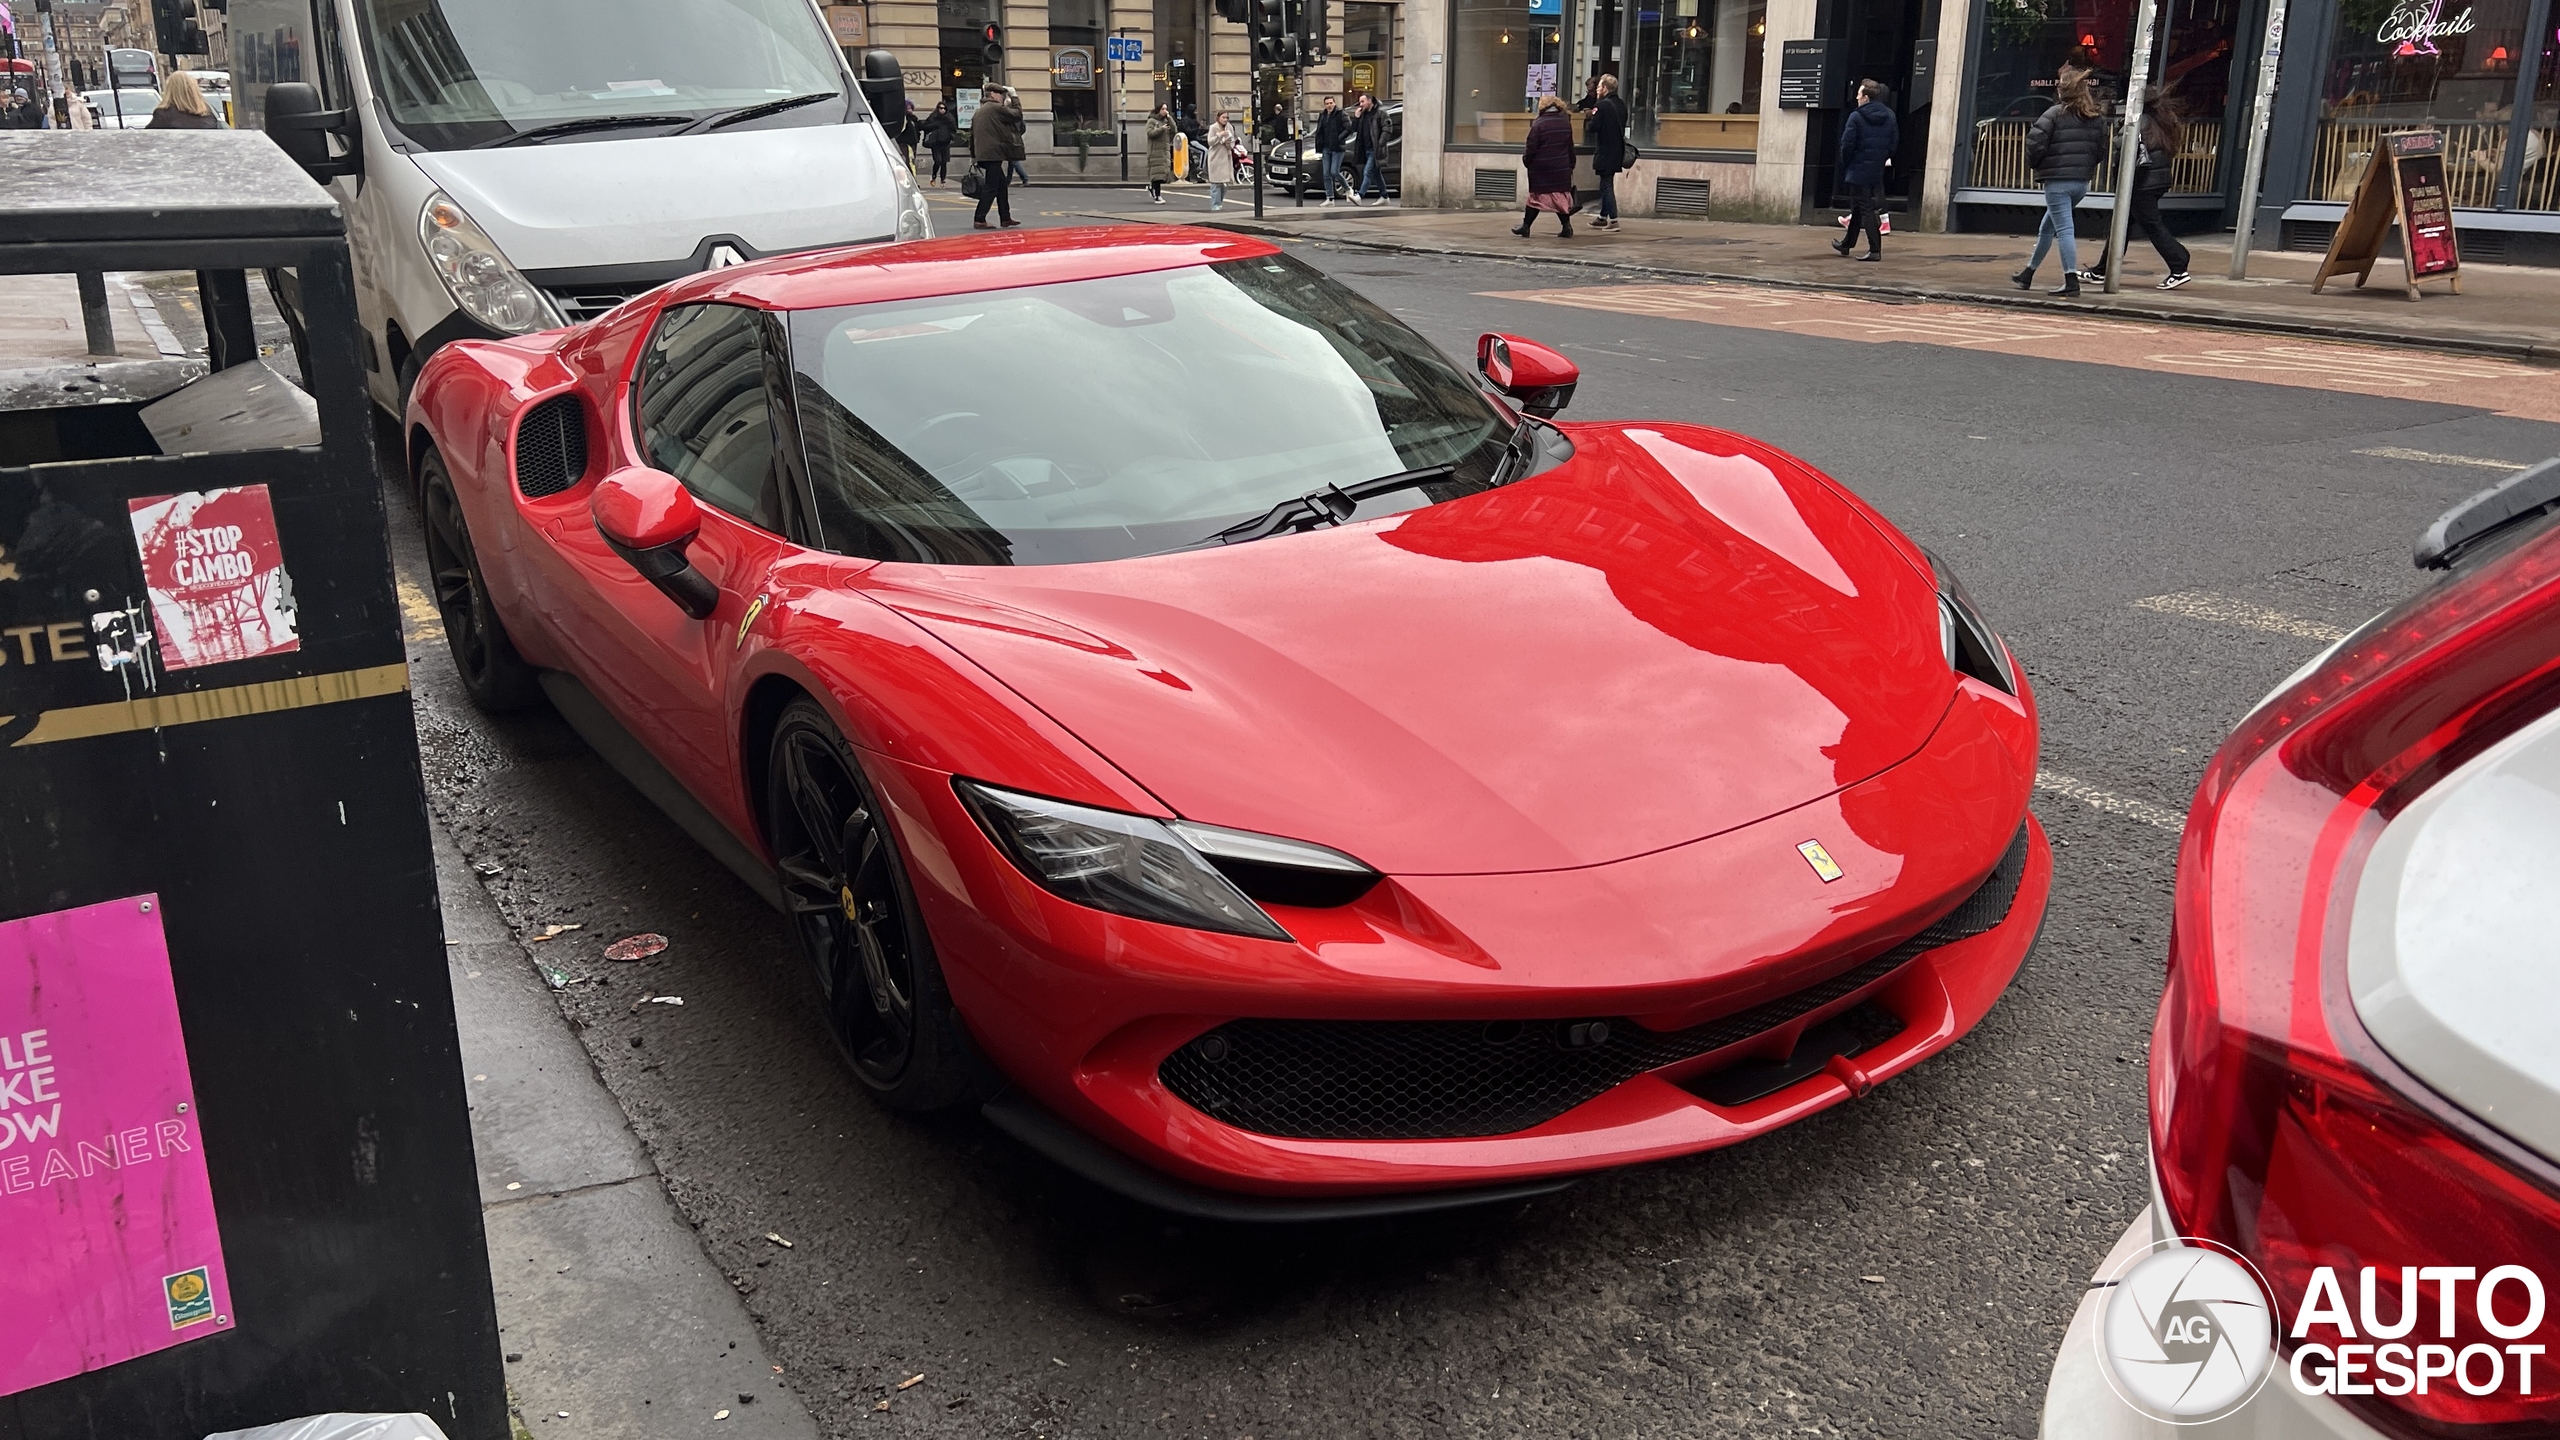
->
xmin=875 ymin=680 xmax=2041 ymax=1199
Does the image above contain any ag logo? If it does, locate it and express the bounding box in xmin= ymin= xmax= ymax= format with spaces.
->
xmin=2096 ymin=1240 xmax=2276 ymax=1422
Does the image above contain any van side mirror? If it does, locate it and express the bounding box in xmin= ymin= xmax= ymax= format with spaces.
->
xmin=858 ymin=50 xmax=906 ymax=126
xmin=1475 ymin=333 xmax=1578 ymax=418
xmin=263 ymin=82 xmax=360 ymax=182
xmin=593 ymin=467 xmax=719 ymax=619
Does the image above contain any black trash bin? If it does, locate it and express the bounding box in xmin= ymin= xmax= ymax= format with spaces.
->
xmin=0 ymin=130 xmax=506 ymax=1440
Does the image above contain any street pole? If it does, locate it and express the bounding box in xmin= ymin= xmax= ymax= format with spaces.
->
xmin=2225 ymin=0 xmax=2290 ymax=279
xmin=1293 ymin=60 xmax=1305 ymax=207
xmin=1252 ymin=61 xmax=1265 ymax=216
xmin=2100 ymin=0 xmax=2158 ymax=295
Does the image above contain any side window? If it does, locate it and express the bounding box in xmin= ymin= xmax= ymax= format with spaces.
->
xmin=634 ymin=304 xmax=783 ymax=531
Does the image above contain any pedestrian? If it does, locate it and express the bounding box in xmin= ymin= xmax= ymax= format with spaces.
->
xmin=895 ymin=100 xmax=922 ymax=174
xmin=2083 ymin=86 xmax=2192 ymax=290
xmin=1830 ymin=79 xmax=1897 ymax=261
xmin=1145 ymin=103 xmax=1174 ymax=203
xmin=1511 ymin=94 xmax=1577 ymax=238
xmin=1350 ymin=92 xmax=1386 ymax=205
xmin=146 ymin=71 xmax=223 ymax=130
xmin=922 ymin=101 xmax=956 ymax=186
xmin=1205 ymin=110 xmax=1238 ymax=211
xmin=1574 ymin=74 xmax=1628 ymax=230
xmin=971 ymin=84 xmax=1024 ymax=230
xmin=1313 ymin=94 xmax=1349 ymax=204
xmin=2013 ymin=70 xmax=2107 ymax=297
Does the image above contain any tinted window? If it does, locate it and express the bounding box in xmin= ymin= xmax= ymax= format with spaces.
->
xmin=635 ymin=303 xmax=783 ymax=530
xmin=787 ymin=252 xmax=1508 ymax=566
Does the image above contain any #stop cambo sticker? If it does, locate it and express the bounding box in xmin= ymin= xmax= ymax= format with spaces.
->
xmin=127 ymin=486 xmax=299 ymax=671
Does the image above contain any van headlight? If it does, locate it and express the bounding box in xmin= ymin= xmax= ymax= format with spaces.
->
xmin=419 ymin=191 xmax=560 ymax=335
xmin=895 ymin=166 xmax=932 ymax=241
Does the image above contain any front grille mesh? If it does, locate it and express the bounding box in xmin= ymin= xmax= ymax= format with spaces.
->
xmin=513 ymin=394 xmax=587 ymax=499
xmin=1159 ymin=824 xmax=2033 ymax=1140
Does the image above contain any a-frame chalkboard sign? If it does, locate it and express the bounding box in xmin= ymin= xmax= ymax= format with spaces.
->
xmin=2311 ymin=129 xmax=2463 ymax=301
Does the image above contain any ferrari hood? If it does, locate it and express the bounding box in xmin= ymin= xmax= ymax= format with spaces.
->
xmin=876 ymin=424 xmax=1953 ymax=876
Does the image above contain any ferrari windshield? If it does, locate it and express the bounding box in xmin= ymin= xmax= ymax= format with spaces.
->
xmin=354 ymin=0 xmax=848 ymax=151
xmin=787 ymin=252 xmax=1513 ymax=566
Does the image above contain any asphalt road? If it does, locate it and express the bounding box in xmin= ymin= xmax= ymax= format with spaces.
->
xmin=386 ymin=224 xmax=2560 ymax=1439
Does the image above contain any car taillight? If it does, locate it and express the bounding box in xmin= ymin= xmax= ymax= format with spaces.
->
xmin=2154 ymin=522 xmax=2560 ymax=1439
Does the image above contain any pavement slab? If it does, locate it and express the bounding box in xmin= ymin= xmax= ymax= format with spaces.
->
xmin=1085 ymin=205 xmax=2560 ymax=360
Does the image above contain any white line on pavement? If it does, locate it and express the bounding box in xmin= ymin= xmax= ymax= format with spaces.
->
xmin=2034 ymin=770 xmax=2186 ymax=833
xmin=2131 ymin=591 xmax=2349 ymax=642
xmin=2352 ymin=446 xmax=2532 ymax=471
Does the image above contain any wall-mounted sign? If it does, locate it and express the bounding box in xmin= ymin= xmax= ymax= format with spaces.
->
xmin=824 ymin=4 xmax=867 ymax=47
xmin=2375 ymin=0 xmax=2475 ymax=46
xmin=1054 ymin=46 xmax=1093 ymax=88
xmin=1 ymin=895 xmax=234 ymax=1398
xmin=1777 ymin=38 xmax=1850 ymax=109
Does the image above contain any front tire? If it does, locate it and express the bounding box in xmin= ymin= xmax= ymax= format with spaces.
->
xmin=766 ymin=698 xmax=988 ymax=1110
xmin=419 ymin=448 xmax=543 ymax=713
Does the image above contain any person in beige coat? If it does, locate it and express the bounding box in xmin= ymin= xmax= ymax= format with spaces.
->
xmin=1205 ymin=112 xmax=1239 ymax=211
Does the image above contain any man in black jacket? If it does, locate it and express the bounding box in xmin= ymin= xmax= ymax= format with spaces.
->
xmin=1830 ymin=80 xmax=1897 ymax=260
xmin=971 ymin=86 xmax=1025 ymax=229
xmin=1574 ymin=75 xmax=1629 ymax=230
xmin=1349 ymin=94 xmax=1386 ymax=205
xmin=1313 ymin=95 xmax=1349 ymax=204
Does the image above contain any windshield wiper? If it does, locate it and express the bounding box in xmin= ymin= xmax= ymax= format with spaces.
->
xmin=475 ymin=114 xmax=688 ymax=148
xmin=1488 ymin=417 xmax=1540 ymax=488
xmin=677 ymin=92 xmax=839 ymax=135
xmin=1207 ymin=464 xmax=1458 ymax=546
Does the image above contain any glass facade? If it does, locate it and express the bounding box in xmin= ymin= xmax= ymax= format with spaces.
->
xmin=1345 ymin=1 xmax=1401 ymax=101
xmin=1967 ymin=0 xmax=2242 ymax=191
xmin=1629 ymin=0 xmax=1765 ymax=149
xmin=1450 ymin=0 xmax=1565 ymax=143
xmin=1049 ymin=0 xmax=1106 ymax=147
xmin=2313 ymin=0 xmax=2542 ymax=208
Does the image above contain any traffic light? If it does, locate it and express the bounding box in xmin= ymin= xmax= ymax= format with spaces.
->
xmin=980 ymin=21 xmax=1002 ymax=65
xmin=149 ymin=0 xmax=206 ymax=54
xmin=1251 ymin=0 xmax=1294 ymax=65
xmin=1301 ymin=0 xmax=1330 ymax=59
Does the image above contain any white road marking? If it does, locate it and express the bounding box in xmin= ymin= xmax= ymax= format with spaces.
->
xmin=2352 ymin=446 xmax=2532 ymax=471
xmin=2131 ymin=591 xmax=2349 ymax=642
xmin=2034 ymin=770 xmax=2186 ymax=833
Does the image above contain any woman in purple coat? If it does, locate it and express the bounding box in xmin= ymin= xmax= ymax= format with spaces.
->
xmin=1511 ymin=95 xmax=1579 ymax=238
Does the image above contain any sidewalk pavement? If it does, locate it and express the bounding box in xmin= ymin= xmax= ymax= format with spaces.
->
xmin=0 ymin=270 xmax=187 ymax=365
xmin=1087 ymin=205 xmax=2560 ymax=361
xmin=438 ymin=825 xmax=821 ymax=1440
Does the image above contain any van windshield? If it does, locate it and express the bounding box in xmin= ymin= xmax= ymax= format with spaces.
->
xmin=354 ymin=0 xmax=849 ymax=151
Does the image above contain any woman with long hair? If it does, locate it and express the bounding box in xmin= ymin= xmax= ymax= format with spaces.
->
xmin=2085 ymin=87 xmax=2193 ymax=289
xmin=2013 ymin=71 xmax=2106 ymax=297
xmin=1512 ymin=94 xmax=1578 ymax=239
xmin=146 ymin=71 xmax=222 ymax=129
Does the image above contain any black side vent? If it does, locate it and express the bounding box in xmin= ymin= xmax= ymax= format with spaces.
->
xmin=2282 ymin=219 xmax=2338 ymax=253
xmin=2460 ymin=230 xmax=2504 ymax=263
xmin=514 ymin=394 xmax=587 ymax=500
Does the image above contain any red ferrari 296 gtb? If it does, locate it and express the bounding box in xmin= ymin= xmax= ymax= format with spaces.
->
xmin=406 ymin=227 xmax=2049 ymax=1218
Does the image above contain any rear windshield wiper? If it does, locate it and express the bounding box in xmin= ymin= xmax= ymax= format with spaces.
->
xmin=1208 ymin=463 xmax=1458 ymax=546
xmin=677 ymin=91 xmax=840 ymax=135
xmin=475 ymin=114 xmax=688 ymax=148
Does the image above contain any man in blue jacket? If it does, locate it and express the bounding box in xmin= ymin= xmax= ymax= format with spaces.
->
xmin=1831 ymin=80 xmax=1898 ymax=261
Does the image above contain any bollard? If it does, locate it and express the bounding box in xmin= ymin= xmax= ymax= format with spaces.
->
xmin=75 ymin=271 xmax=117 ymax=357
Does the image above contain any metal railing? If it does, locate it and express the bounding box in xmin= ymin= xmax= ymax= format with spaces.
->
xmin=1968 ymin=116 xmax=2221 ymax=194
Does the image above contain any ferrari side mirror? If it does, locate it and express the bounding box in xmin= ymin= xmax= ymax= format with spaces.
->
xmin=1475 ymin=333 xmax=1578 ymax=419
xmin=592 ymin=467 xmax=718 ymax=619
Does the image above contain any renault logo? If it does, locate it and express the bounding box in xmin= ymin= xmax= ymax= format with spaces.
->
xmin=706 ymin=243 xmax=749 ymax=269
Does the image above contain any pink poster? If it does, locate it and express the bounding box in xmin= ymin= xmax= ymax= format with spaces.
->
xmin=1 ymin=895 xmax=234 ymax=1398
xmin=128 ymin=485 xmax=302 ymax=670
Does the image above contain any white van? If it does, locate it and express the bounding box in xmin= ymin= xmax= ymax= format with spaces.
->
xmin=228 ymin=0 xmax=927 ymax=411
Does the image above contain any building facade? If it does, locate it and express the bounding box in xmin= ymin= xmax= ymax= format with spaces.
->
xmin=855 ymin=0 xmax=1406 ymax=177
xmin=1399 ymin=0 xmax=2559 ymax=260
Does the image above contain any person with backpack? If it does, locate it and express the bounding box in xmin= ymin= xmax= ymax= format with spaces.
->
xmin=2013 ymin=71 xmax=2108 ymax=297
xmin=2081 ymin=86 xmax=2193 ymax=290
xmin=1575 ymin=74 xmax=1629 ymax=231
xmin=1830 ymin=79 xmax=1897 ymax=261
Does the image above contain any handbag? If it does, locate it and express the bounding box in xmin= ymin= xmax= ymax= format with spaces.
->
xmin=1622 ymin=142 xmax=1642 ymax=167
xmin=961 ymin=168 xmax=982 ymax=198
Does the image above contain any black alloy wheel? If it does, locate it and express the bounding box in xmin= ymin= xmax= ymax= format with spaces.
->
xmin=765 ymin=698 xmax=986 ymax=1110
xmin=418 ymin=449 xmax=542 ymax=712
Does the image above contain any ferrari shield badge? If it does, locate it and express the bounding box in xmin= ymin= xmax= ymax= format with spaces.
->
xmin=1797 ymin=840 xmax=1845 ymax=883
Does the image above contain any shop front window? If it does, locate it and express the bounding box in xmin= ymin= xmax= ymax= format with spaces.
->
xmin=2523 ymin=20 xmax=2559 ymax=209
xmin=2315 ymin=0 xmax=2534 ymax=208
xmin=1629 ymin=0 xmax=1764 ymax=150
xmin=1450 ymin=0 xmax=1564 ymax=143
xmin=1050 ymin=0 xmax=1107 ymax=149
xmin=1967 ymin=0 xmax=2239 ymax=192
xmin=1345 ymin=1 xmax=1399 ymax=102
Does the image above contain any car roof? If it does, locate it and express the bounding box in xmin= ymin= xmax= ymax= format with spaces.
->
xmin=667 ymin=225 xmax=1284 ymax=313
